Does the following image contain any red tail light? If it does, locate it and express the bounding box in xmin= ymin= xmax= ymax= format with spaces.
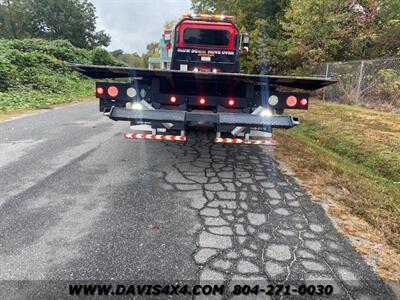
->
xmin=199 ymin=98 xmax=206 ymax=105
xmin=228 ymin=99 xmax=235 ymax=107
xmin=286 ymin=96 xmax=297 ymax=107
xmin=300 ymin=98 xmax=308 ymax=106
xmin=170 ymin=96 xmax=177 ymax=103
xmin=108 ymin=86 xmax=119 ymax=97
xmin=96 ymin=87 xmax=104 ymax=95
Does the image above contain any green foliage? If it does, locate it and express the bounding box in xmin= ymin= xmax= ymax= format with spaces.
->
xmin=0 ymin=0 xmax=110 ymax=48
xmin=0 ymin=80 xmax=93 ymax=111
xmin=372 ymin=19 xmax=400 ymax=57
xmin=91 ymin=48 xmax=123 ymax=66
xmin=375 ymin=69 xmax=400 ymax=107
xmin=0 ymin=59 xmax=18 ymax=90
xmin=191 ymin=0 xmax=231 ymax=14
xmin=281 ymin=0 xmax=358 ymax=73
xmin=111 ymin=50 xmax=145 ymax=68
xmin=0 ymin=38 xmax=121 ymax=111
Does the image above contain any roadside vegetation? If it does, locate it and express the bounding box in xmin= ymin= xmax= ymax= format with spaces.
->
xmin=275 ymin=100 xmax=400 ymax=251
xmin=0 ymin=0 xmax=164 ymax=113
xmin=0 ymin=39 xmax=122 ymax=112
xmin=0 ymin=0 xmax=119 ymax=113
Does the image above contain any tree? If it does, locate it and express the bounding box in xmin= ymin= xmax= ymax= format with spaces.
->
xmin=192 ymin=0 xmax=288 ymax=32
xmin=141 ymin=42 xmax=160 ymax=68
xmin=0 ymin=0 xmax=111 ymax=48
xmin=371 ymin=0 xmax=400 ymax=57
xmin=110 ymin=49 xmax=146 ymax=68
xmin=0 ymin=0 xmax=32 ymax=39
xmin=281 ymin=0 xmax=400 ymax=73
xmin=145 ymin=42 xmax=160 ymax=54
xmin=164 ymin=20 xmax=176 ymax=31
xmin=191 ymin=0 xmax=231 ymax=14
xmin=282 ymin=0 xmax=356 ymax=72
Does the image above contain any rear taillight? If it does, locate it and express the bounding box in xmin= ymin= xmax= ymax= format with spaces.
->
xmin=300 ymin=98 xmax=308 ymax=106
xmin=170 ymin=96 xmax=177 ymax=104
xmin=108 ymin=86 xmax=119 ymax=97
xmin=96 ymin=87 xmax=104 ymax=95
xmin=268 ymin=95 xmax=279 ymax=106
xmin=126 ymin=87 xmax=137 ymax=98
xmin=228 ymin=99 xmax=235 ymax=107
xmin=199 ymin=98 xmax=206 ymax=105
xmin=286 ymin=96 xmax=297 ymax=107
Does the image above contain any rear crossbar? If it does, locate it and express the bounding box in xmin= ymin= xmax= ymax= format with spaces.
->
xmin=109 ymin=107 xmax=297 ymax=129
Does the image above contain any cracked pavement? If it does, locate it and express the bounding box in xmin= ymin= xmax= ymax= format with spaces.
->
xmin=0 ymin=101 xmax=396 ymax=299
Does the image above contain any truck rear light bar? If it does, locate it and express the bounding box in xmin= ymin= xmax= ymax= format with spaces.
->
xmin=96 ymin=82 xmax=310 ymax=112
xmin=181 ymin=13 xmax=235 ymax=22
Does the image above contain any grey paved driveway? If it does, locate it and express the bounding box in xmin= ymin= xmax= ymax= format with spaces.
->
xmin=0 ymin=101 xmax=395 ymax=299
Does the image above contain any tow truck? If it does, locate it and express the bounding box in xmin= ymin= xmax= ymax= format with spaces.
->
xmin=71 ymin=13 xmax=336 ymax=145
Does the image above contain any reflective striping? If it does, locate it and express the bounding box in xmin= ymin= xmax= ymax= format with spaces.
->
xmin=215 ymin=137 xmax=277 ymax=145
xmin=124 ymin=133 xmax=186 ymax=142
xmin=125 ymin=134 xmax=273 ymax=144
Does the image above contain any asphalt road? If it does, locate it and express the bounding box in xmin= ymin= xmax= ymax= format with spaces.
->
xmin=0 ymin=101 xmax=396 ymax=299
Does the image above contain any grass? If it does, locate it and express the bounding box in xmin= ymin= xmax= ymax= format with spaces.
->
xmin=275 ymin=100 xmax=400 ymax=252
xmin=0 ymin=79 xmax=93 ymax=113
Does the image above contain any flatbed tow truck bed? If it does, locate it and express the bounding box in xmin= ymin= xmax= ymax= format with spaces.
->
xmin=71 ymin=64 xmax=336 ymax=144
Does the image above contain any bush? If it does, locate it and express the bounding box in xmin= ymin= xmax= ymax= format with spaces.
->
xmin=0 ymin=38 xmax=122 ymax=111
xmin=91 ymin=48 xmax=124 ymax=66
xmin=376 ymin=69 xmax=400 ymax=107
xmin=0 ymin=60 xmax=18 ymax=91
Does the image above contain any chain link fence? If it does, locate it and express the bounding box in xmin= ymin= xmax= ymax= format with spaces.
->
xmin=317 ymin=58 xmax=400 ymax=111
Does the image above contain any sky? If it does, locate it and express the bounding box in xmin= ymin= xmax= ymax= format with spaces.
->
xmin=92 ymin=0 xmax=192 ymax=54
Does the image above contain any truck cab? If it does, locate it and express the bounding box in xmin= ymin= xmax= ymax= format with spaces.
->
xmin=170 ymin=14 xmax=247 ymax=73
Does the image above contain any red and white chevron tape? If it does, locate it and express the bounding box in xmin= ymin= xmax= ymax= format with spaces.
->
xmin=214 ymin=137 xmax=277 ymax=145
xmin=124 ymin=133 xmax=186 ymax=142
